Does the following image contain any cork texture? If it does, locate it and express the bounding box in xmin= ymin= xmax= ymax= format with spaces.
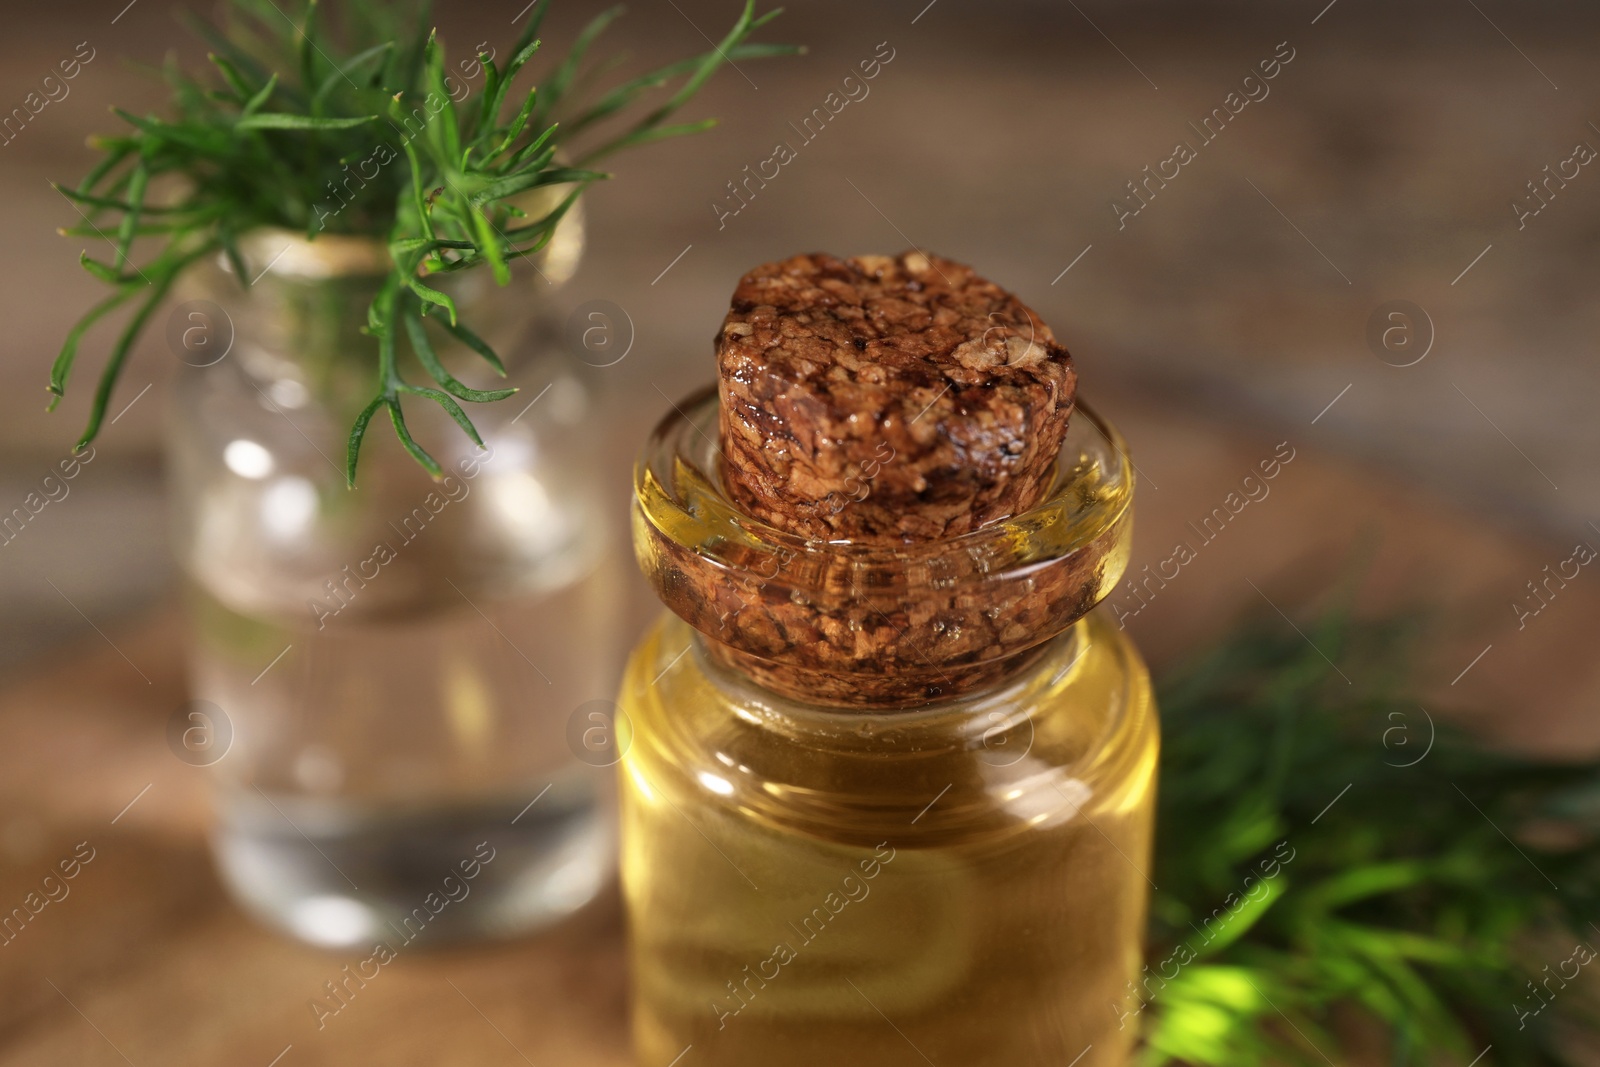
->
xmin=716 ymin=251 xmax=1076 ymax=543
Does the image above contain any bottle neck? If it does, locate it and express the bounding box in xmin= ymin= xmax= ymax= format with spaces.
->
xmin=694 ymin=621 xmax=1077 ymax=716
xmin=632 ymin=389 xmax=1136 ymax=712
xmin=697 ymin=628 xmax=1057 ymax=711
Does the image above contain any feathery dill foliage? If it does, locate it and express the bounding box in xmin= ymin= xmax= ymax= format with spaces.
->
xmin=1146 ymin=608 xmax=1600 ymax=1066
xmin=51 ymin=0 xmax=794 ymax=483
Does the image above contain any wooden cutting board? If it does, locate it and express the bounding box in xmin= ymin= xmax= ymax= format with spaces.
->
xmin=1 ymin=387 xmax=1593 ymax=1066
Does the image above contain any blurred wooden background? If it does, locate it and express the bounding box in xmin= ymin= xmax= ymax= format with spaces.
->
xmin=1 ymin=0 xmax=1599 ymax=1062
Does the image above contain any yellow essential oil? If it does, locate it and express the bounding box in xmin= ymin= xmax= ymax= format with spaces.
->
xmin=620 ymin=390 xmax=1157 ymax=1066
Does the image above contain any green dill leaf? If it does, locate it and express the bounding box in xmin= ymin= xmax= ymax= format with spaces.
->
xmin=78 ymin=251 xmax=129 ymax=285
xmin=53 ymin=0 xmax=795 ymax=482
xmin=386 ymin=398 xmax=443 ymax=479
xmin=296 ymin=0 xmax=321 ymax=102
xmin=399 ymin=381 xmax=486 ymax=447
xmin=1144 ymin=604 xmax=1600 ymax=1067
xmin=111 ymin=108 xmax=226 ymax=153
xmin=314 ymin=41 xmax=392 ymax=106
xmin=345 ymin=396 xmax=386 ymax=487
xmin=591 ymin=117 xmax=718 ymax=159
xmin=436 ymin=316 xmax=506 ymax=377
xmin=488 ymin=89 xmax=539 ymax=163
xmin=113 ymin=163 xmax=148 ymax=276
xmin=407 ymin=278 xmax=457 ymax=324
xmin=501 ymin=37 xmax=544 ymax=89
xmin=218 ymin=227 xmax=250 ymax=288
xmin=78 ymin=248 xmax=208 ymax=448
xmin=182 ymin=13 xmax=270 ymax=87
xmin=422 ymin=30 xmax=463 ymax=168
xmin=76 ymin=137 xmax=136 ymax=185
xmin=501 ymin=182 xmax=586 ymax=246
xmin=241 ymin=73 xmax=280 ymax=117
xmin=52 ymin=183 xmax=174 ymax=217
xmin=469 ymin=165 xmax=602 ymax=207
xmin=504 ymin=136 xmax=558 ymax=175
xmin=49 ymin=285 xmax=140 ymax=405
xmin=468 ymin=205 xmax=510 ymax=286
xmin=474 ymin=50 xmax=503 ymax=136
xmin=507 ymin=0 xmax=551 ymax=71
xmin=234 ymin=112 xmax=375 ymax=130
xmin=402 ymin=305 xmax=515 ymax=402
xmin=206 ymin=53 xmax=257 ymax=104
xmin=536 ymin=5 xmax=625 ymax=127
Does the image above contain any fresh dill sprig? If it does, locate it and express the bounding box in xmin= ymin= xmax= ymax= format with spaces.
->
xmin=1145 ymin=606 xmax=1600 ymax=1066
xmin=51 ymin=0 xmax=796 ymax=483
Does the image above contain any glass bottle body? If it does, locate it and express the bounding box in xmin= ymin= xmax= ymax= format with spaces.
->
xmin=166 ymin=229 xmax=618 ymax=947
xmin=619 ymin=612 xmax=1157 ymax=1066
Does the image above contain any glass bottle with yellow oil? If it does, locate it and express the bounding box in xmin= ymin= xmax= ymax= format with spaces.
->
xmin=619 ymin=251 xmax=1158 ymax=1065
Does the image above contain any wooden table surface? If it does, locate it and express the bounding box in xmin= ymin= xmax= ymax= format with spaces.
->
xmin=2 ymin=387 xmax=1597 ymax=1067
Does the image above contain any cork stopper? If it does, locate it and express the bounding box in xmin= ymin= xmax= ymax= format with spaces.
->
xmin=716 ymin=252 xmax=1076 ymax=544
xmin=630 ymin=252 xmax=1130 ymax=708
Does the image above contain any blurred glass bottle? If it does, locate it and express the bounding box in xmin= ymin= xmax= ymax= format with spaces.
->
xmin=165 ymin=210 xmax=623 ymax=948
